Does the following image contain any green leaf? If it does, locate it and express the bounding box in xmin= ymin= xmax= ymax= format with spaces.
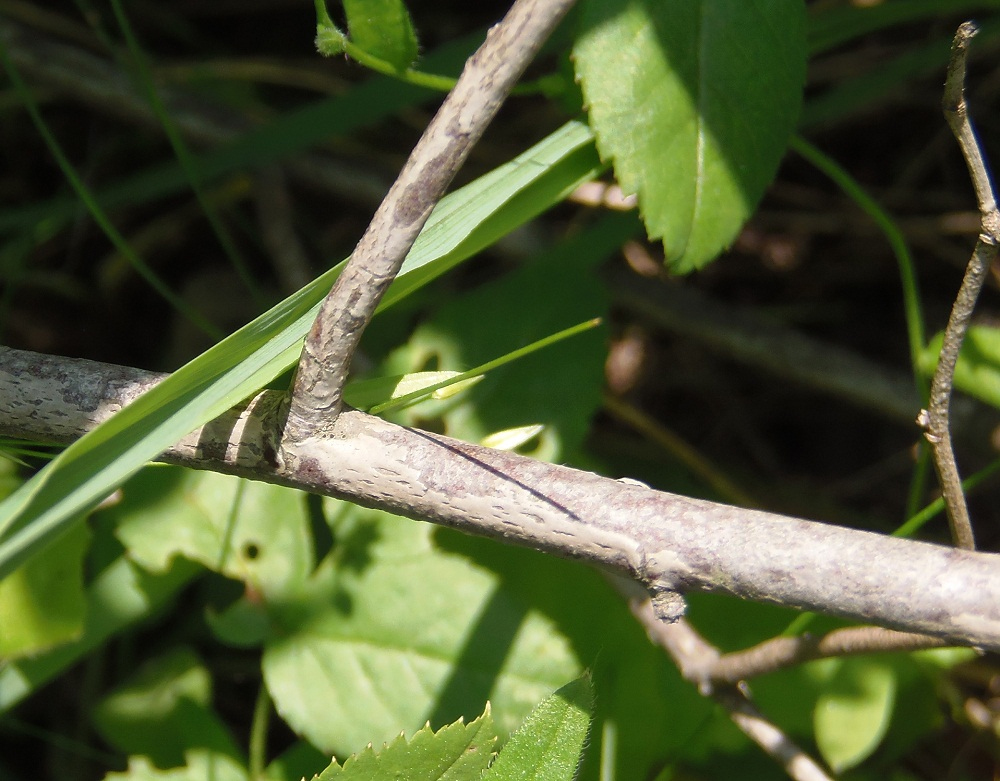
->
xmin=108 ymin=468 xmax=314 ymax=598
xmin=262 ymin=508 xmax=582 ymax=755
xmin=483 ymin=676 xmax=593 ymax=781
xmin=813 ymin=657 xmax=897 ymax=773
xmin=0 ymin=555 xmax=200 ymax=712
xmin=92 ymin=647 xmax=242 ymax=769
xmin=106 ymin=751 xmax=247 ymax=781
xmin=573 ymin=0 xmax=806 ymax=272
xmin=343 ymin=371 xmax=482 ymax=412
xmin=312 ymin=706 xmax=496 ymax=781
xmin=0 ymin=119 xmax=603 ymax=582
xmin=343 ymin=0 xmax=419 ymax=71
xmin=0 ymin=518 xmax=89 ymax=660
xmin=920 ymin=325 xmax=1000 ymax=410
xmin=382 ymin=213 xmax=634 ymax=461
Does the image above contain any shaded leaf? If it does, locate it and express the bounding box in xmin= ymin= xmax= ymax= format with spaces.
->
xmin=0 ymin=519 xmax=89 ymax=659
xmin=921 ymin=325 xmax=1000 ymax=410
xmin=343 ymin=0 xmax=419 ymax=70
xmin=574 ymin=0 xmax=806 ymax=271
xmin=92 ymin=647 xmax=241 ymax=769
xmin=814 ymin=657 xmax=897 ymax=772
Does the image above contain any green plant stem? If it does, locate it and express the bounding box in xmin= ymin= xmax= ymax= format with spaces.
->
xmin=248 ymin=682 xmax=271 ymax=780
xmin=790 ymin=134 xmax=931 ymax=519
xmin=894 ymin=458 xmax=1000 ymax=539
xmin=369 ymin=318 xmax=601 ymax=415
xmin=789 ymin=136 xmax=926 ymax=399
xmin=0 ymin=42 xmax=222 ymax=340
xmin=108 ymin=0 xmax=267 ymax=310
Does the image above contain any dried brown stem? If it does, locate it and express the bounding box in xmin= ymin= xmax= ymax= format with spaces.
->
xmin=921 ymin=22 xmax=1000 ymax=550
xmin=286 ymin=0 xmax=576 ymax=436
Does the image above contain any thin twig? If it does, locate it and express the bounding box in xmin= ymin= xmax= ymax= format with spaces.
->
xmin=286 ymin=0 xmax=577 ymax=436
xmin=707 ymin=626 xmax=952 ymax=685
xmin=921 ymin=22 xmax=1000 ymax=550
xmin=609 ymin=575 xmax=834 ymax=781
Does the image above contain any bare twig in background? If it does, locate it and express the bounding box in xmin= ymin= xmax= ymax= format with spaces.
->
xmin=921 ymin=22 xmax=1000 ymax=550
xmin=706 ymin=626 xmax=951 ymax=685
xmin=286 ymin=0 xmax=577 ymax=435
xmin=610 ymin=576 xmax=834 ymax=781
xmin=253 ymin=167 xmax=313 ymax=295
xmin=0 ymin=16 xmax=392 ymax=210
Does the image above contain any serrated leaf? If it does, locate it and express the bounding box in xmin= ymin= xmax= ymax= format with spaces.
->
xmin=263 ymin=508 xmax=581 ymax=755
xmin=0 ymin=518 xmax=89 ymax=659
xmin=484 ymin=676 xmax=593 ymax=781
xmin=343 ymin=0 xmax=419 ymax=70
xmin=313 ymin=706 xmax=496 ymax=781
xmin=573 ymin=0 xmax=806 ymax=272
xmin=814 ymin=657 xmax=897 ymax=773
xmin=920 ymin=325 xmax=1000 ymax=410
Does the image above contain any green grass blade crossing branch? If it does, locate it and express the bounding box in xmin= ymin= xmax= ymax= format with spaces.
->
xmin=0 ymin=120 xmax=605 ymax=581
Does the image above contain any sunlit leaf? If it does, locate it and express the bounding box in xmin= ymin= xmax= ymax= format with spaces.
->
xmin=109 ymin=468 xmax=313 ymax=599
xmin=106 ymin=751 xmax=246 ymax=781
xmin=92 ymin=647 xmax=241 ymax=769
xmin=573 ymin=0 xmax=806 ymax=272
xmin=0 ymin=520 xmax=89 ymax=660
xmin=480 ymin=425 xmax=544 ymax=451
xmin=312 ymin=706 xmax=496 ymax=781
xmin=263 ymin=507 xmax=581 ymax=755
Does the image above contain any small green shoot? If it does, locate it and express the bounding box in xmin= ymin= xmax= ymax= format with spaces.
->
xmin=368 ymin=318 xmax=602 ymax=415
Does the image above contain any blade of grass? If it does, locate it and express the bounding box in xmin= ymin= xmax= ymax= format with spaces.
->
xmin=0 ymin=120 xmax=603 ymax=579
xmin=369 ymin=318 xmax=602 ymax=415
xmin=790 ymin=135 xmax=933 ymax=518
xmin=0 ymin=31 xmax=482 ymax=237
xmin=0 ymin=41 xmax=222 ymax=339
xmin=808 ymin=0 xmax=1000 ymax=55
xmin=108 ymin=0 xmax=266 ymax=308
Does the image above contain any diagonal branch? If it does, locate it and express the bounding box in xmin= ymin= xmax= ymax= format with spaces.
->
xmin=920 ymin=21 xmax=1000 ymax=550
xmin=6 ymin=345 xmax=1000 ymax=651
xmin=286 ymin=0 xmax=577 ymax=437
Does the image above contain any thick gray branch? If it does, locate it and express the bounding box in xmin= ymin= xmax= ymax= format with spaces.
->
xmin=5 ymin=345 xmax=1000 ymax=650
xmin=287 ymin=0 xmax=576 ymax=434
